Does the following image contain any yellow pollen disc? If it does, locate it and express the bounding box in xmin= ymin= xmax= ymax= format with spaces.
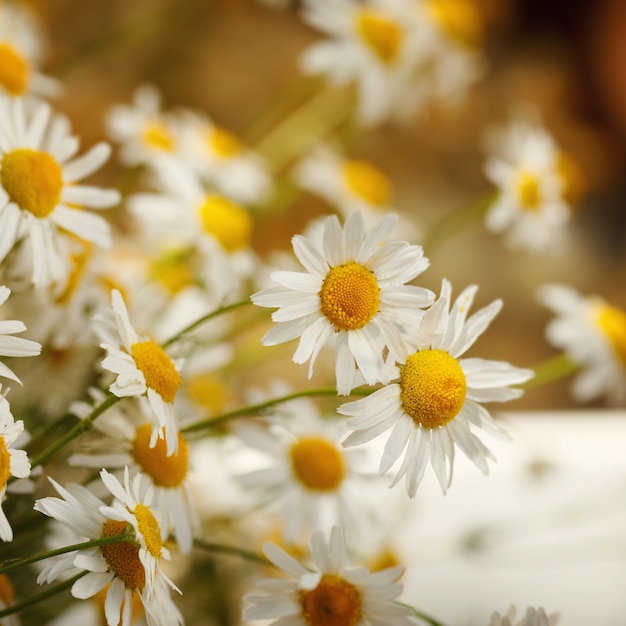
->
xmin=595 ymin=304 xmax=626 ymax=367
xmin=0 ymin=43 xmax=29 ymax=95
xmin=0 ymin=573 xmax=14 ymax=606
xmin=356 ymin=9 xmax=402 ymax=64
xmin=132 ymin=423 xmax=189 ymax=487
xmin=185 ymin=373 xmax=231 ymax=414
xmin=55 ymin=242 xmax=93 ymax=305
xmin=367 ymin=549 xmax=400 ymax=573
xmin=197 ymin=195 xmax=252 ymax=252
xmin=141 ymin=121 xmax=174 ymax=152
xmin=0 ymin=437 xmax=10 ymax=490
xmin=427 ymin=0 xmax=483 ymax=47
xmin=130 ymin=340 xmax=181 ymax=403
xmin=133 ymin=503 xmax=163 ymax=559
xmin=300 ymin=574 xmax=362 ymax=626
xmin=101 ymin=520 xmax=145 ymax=590
xmin=343 ymin=160 xmax=391 ymax=207
xmin=319 ymin=262 xmax=380 ymax=331
xmin=290 ymin=437 xmax=345 ymax=492
xmin=400 ymin=349 xmax=467 ymax=429
xmin=149 ymin=250 xmax=196 ymax=295
xmin=556 ymin=151 xmax=585 ymax=207
xmin=208 ymin=126 xmax=242 ymax=158
xmin=515 ymin=170 xmax=541 ymax=211
xmin=1 ymin=148 xmax=63 ymax=218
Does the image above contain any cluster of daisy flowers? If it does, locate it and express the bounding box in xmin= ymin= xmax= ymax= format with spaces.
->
xmin=0 ymin=1 xmax=623 ymax=625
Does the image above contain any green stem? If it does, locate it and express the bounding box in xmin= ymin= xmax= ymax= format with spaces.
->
xmin=521 ymin=352 xmax=580 ymax=390
xmin=398 ymin=603 xmax=448 ymax=626
xmin=0 ymin=571 xmax=86 ymax=619
xmin=0 ymin=531 xmax=135 ymax=576
xmin=182 ymin=386 xmax=374 ymax=435
xmin=193 ymin=539 xmax=269 ymax=565
xmin=27 ymin=393 xmax=121 ymax=472
xmin=162 ymin=299 xmax=253 ymax=348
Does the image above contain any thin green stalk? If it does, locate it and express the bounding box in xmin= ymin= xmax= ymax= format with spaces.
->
xmin=0 ymin=571 xmax=86 ymax=619
xmin=193 ymin=539 xmax=269 ymax=565
xmin=398 ymin=602 xmax=448 ymax=626
xmin=0 ymin=531 xmax=135 ymax=576
xmin=182 ymin=386 xmax=374 ymax=435
xmin=162 ymin=298 xmax=253 ymax=348
xmin=27 ymin=393 xmax=121 ymax=472
xmin=521 ymin=352 xmax=579 ymax=390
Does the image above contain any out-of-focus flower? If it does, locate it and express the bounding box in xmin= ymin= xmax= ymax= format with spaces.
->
xmin=252 ymin=211 xmax=434 ymax=394
xmin=538 ymin=284 xmax=626 ymax=404
xmin=339 ymin=279 xmax=533 ymax=496
xmin=488 ymin=606 xmax=560 ymax=626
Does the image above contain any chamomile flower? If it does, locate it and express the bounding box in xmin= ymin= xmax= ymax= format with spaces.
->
xmin=483 ymin=110 xmax=576 ymax=251
xmin=234 ymin=384 xmax=375 ymax=545
xmin=252 ymin=211 xmax=434 ymax=395
xmin=0 ymin=2 xmax=59 ymax=98
xmin=538 ymin=284 xmax=626 ymax=404
xmin=0 ymin=285 xmax=41 ymax=383
xmin=0 ymin=388 xmax=30 ymax=541
xmin=34 ymin=467 xmax=183 ymax=626
xmin=488 ymin=606 xmax=559 ymax=626
xmin=243 ymin=525 xmax=414 ymax=626
xmin=70 ymin=393 xmax=197 ymax=554
xmin=94 ymin=289 xmax=183 ymax=456
xmin=106 ymin=85 xmax=182 ymax=168
xmin=339 ymin=279 xmax=533 ymax=496
xmin=0 ymin=96 xmax=119 ymax=287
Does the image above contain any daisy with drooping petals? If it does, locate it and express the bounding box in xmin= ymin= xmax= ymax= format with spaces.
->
xmin=483 ymin=108 xmax=580 ymax=252
xmin=251 ymin=211 xmax=434 ymax=395
xmin=70 ymin=391 xmax=197 ymax=554
xmin=0 ymin=387 xmax=30 ymax=541
xmin=0 ymin=285 xmax=41 ymax=383
xmin=538 ymin=284 xmax=626 ymax=404
xmin=243 ymin=525 xmax=415 ymax=626
xmin=94 ymin=289 xmax=183 ymax=456
xmin=488 ymin=606 xmax=559 ymax=626
xmin=0 ymin=96 xmax=119 ymax=287
xmin=339 ymin=279 xmax=533 ymax=496
xmin=34 ymin=467 xmax=183 ymax=626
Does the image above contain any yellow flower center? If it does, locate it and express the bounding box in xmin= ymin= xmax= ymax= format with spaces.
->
xmin=131 ymin=423 xmax=189 ymax=487
xmin=0 ymin=436 xmax=10 ymax=490
xmin=300 ymin=574 xmax=362 ymax=626
xmin=185 ymin=372 xmax=231 ymax=414
xmin=208 ymin=126 xmax=242 ymax=159
xmin=130 ymin=340 xmax=181 ymax=403
xmin=515 ymin=170 xmax=541 ymax=211
xmin=595 ymin=304 xmax=626 ymax=367
xmin=319 ymin=262 xmax=380 ymax=331
xmin=197 ymin=195 xmax=252 ymax=252
xmin=133 ymin=503 xmax=163 ymax=559
xmin=55 ymin=242 xmax=93 ymax=304
xmin=0 ymin=573 xmax=14 ymax=606
xmin=343 ymin=160 xmax=391 ymax=207
xmin=1 ymin=148 xmax=63 ymax=218
xmin=101 ymin=520 xmax=145 ymax=590
xmin=0 ymin=43 xmax=29 ymax=95
xmin=149 ymin=250 xmax=196 ymax=295
xmin=141 ymin=121 xmax=174 ymax=152
xmin=427 ymin=0 xmax=483 ymax=48
xmin=290 ymin=437 xmax=345 ymax=492
xmin=356 ymin=9 xmax=402 ymax=64
xmin=400 ymin=349 xmax=467 ymax=429
xmin=367 ymin=548 xmax=400 ymax=573
xmin=556 ymin=151 xmax=585 ymax=207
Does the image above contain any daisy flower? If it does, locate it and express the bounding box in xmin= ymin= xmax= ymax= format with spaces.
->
xmin=483 ymin=109 xmax=576 ymax=251
xmin=251 ymin=211 xmax=434 ymax=395
xmin=70 ymin=392 xmax=197 ymax=554
xmin=243 ymin=525 xmax=415 ymax=626
xmin=0 ymin=96 xmax=119 ymax=287
xmin=233 ymin=382 xmax=376 ymax=545
xmin=488 ymin=606 xmax=559 ymax=626
xmin=106 ymin=85 xmax=182 ymax=168
xmin=94 ymin=289 xmax=183 ymax=456
xmin=34 ymin=467 xmax=183 ymax=626
xmin=0 ymin=388 xmax=30 ymax=541
xmin=338 ymin=279 xmax=533 ymax=496
xmin=0 ymin=285 xmax=41 ymax=383
xmin=538 ymin=284 xmax=626 ymax=404
xmin=0 ymin=2 xmax=60 ymax=98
